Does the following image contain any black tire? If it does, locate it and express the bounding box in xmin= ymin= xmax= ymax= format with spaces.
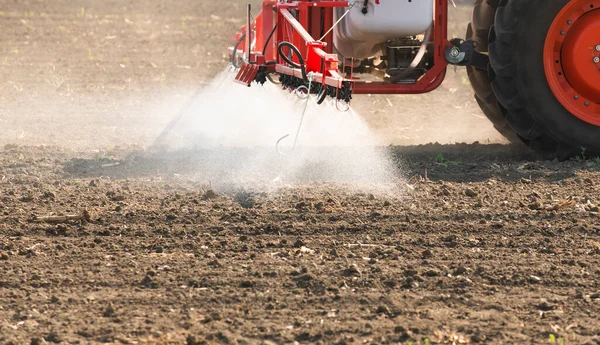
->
xmin=466 ymin=0 xmax=521 ymax=143
xmin=488 ymin=0 xmax=600 ymax=159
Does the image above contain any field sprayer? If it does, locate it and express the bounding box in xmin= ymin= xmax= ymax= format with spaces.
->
xmin=229 ymin=0 xmax=600 ymax=159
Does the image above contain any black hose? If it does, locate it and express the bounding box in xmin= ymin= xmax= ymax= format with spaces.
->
xmin=262 ymin=24 xmax=278 ymax=56
xmin=231 ymin=33 xmax=246 ymax=68
xmin=277 ymin=41 xmax=307 ymax=81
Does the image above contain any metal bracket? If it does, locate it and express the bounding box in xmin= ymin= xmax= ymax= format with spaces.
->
xmin=444 ymin=38 xmax=489 ymax=70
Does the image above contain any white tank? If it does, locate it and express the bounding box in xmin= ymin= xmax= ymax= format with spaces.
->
xmin=333 ymin=0 xmax=434 ymax=59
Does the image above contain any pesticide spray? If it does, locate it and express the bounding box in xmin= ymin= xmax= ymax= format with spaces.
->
xmin=150 ymin=69 xmax=402 ymax=194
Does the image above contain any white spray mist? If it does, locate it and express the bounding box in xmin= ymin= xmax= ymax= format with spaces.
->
xmin=153 ymin=70 xmax=402 ymax=193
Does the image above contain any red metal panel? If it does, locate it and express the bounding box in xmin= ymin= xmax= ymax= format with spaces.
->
xmin=298 ymin=4 xmax=309 ymax=58
xmin=310 ymin=7 xmax=322 ymax=45
xmin=323 ymin=7 xmax=334 ymax=54
xmin=234 ymin=62 xmax=260 ymax=86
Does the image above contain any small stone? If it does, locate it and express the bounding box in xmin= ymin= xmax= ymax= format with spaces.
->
xmin=383 ymin=200 xmax=392 ymax=207
xmin=421 ymin=249 xmax=433 ymax=259
xmin=464 ymin=189 xmax=477 ymax=198
xmin=529 ymin=275 xmax=542 ymax=283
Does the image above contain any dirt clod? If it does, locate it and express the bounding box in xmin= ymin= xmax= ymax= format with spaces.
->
xmin=140 ymin=275 xmax=158 ymax=289
xmin=103 ymin=303 xmax=116 ymax=317
xmin=421 ymin=249 xmax=433 ymax=259
xmin=342 ymin=265 xmax=361 ymax=277
xmin=464 ymin=188 xmax=477 ymax=197
xmin=203 ymin=190 xmax=218 ymax=200
xmin=44 ymin=331 xmax=62 ymax=344
xmin=239 ymin=280 xmax=254 ymax=288
xmin=30 ymin=338 xmax=44 ymax=345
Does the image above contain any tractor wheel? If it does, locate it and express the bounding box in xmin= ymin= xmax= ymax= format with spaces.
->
xmin=488 ymin=0 xmax=600 ymax=159
xmin=466 ymin=0 xmax=521 ymax=143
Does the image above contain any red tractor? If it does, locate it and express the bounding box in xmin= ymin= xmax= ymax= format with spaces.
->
xmin=230 ymin=0 xmax=600 ymax=159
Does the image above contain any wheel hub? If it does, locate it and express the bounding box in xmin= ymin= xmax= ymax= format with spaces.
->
xmin=562 ymin=10 xmax=600 ymax=102
xmin=544 ymin=0 xmax=600 ymax=125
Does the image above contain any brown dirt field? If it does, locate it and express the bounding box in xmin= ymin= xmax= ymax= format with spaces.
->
xmin=1 ymin=1 xmax=600 ymax=345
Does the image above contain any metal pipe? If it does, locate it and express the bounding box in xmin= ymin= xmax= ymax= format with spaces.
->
xmin=246 ymin=4 xmax=252 ymax=62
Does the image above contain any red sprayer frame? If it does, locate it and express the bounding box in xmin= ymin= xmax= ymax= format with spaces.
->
xmin=233 ymin=0 xmax=450 ymax=95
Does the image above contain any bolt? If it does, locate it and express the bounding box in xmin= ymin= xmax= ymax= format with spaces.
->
xmin=575 ymin=95 xmax=580 ymax=100
xmin=450 ymin=47 xmax=460 ymax=58
xmin=560 ymin=30 xmax=565 ymax=35
xmin=594 ymin=56 xmax=600 ymax=64
xmin=585 ymin=101 xmax=590 ymax=106
xmin=596 ymin=45 xmax=600 ymax=51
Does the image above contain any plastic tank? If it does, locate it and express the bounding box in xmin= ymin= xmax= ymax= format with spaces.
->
xmin=334 ymin=0 xmax=434 ymax=59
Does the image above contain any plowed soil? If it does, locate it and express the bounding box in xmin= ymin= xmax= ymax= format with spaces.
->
xmin=1 ymin=1 xmax=600 ymax=345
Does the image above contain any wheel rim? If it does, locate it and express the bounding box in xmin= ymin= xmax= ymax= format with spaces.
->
xmin=544 ymin=0 xmax=600 ymax=126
